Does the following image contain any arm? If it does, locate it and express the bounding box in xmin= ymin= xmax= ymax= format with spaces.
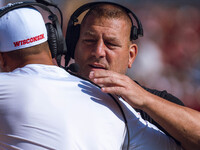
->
xmin=141 ymin=93 xmax=200 ymax=150
xmin=135 ymin=86 xmax=184 ymax=144
xmin=89 ymin=69 xmax=200 ymax=150
xmin=142 ymin=91 xmax=200 ymax=150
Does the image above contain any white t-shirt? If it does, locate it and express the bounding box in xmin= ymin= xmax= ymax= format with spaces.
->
xmin=0 ymin=64 xmax=182 ymax=150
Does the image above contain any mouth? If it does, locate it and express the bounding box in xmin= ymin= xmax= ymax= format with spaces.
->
xmin=89 ymin=63 xmax=106 ymax=70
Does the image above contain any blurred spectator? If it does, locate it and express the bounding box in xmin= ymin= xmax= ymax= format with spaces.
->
xmin=0 ymin=0 xmax=4 ymax=7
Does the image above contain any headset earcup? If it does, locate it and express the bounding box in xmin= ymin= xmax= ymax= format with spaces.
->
xmin=70 ymin=24 xmax=80 ymax=59
xmin=46 ymin=23 xmax=57 ymax=58
xmin=65 ymin=23 xmax=80 ymax=66
xmin=131 ymin=25 xmax=138 ymax=40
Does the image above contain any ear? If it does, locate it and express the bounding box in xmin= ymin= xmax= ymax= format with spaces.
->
xmin=128 ymin=43 xmax=138 ymax=68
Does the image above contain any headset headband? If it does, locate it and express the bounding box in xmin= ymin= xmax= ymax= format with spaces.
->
xmin=0 ymin=2 xmax=54 ymax=17
xmin=68 ymin=1 xmax=143 ymax=37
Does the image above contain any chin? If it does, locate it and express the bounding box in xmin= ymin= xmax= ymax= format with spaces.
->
xmin=77 ymin=72 xmax=89 ymax=80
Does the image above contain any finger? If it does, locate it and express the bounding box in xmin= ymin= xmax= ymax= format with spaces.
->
xmin=101 ymin=86 xmax=125 ymax=96
xmin=89 ymin=70 xmax=117 ymax=79
xmin=93 ymin=76 xmax=124 ymax=88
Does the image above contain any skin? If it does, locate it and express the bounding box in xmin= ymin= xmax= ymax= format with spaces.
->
xmin=0 ymin=42 xmax=53 ymax=72
xmin=74 ymin=6 xmax=200 ymax=150
xmin=74 ymin=15 xmax=137 ymax=80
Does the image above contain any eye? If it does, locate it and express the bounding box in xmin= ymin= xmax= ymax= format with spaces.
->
xmin=106 ymin=42 xmax=117 ymax=46
xmin=105 ymin=41 xmax=120 ymax=49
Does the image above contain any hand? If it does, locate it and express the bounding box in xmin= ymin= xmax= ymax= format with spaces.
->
xmin=89 ymin=69 xmax=150 ymax=109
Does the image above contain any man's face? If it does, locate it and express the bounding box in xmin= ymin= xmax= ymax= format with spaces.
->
xmin=74 ymin=15 xmax=137 ymax=79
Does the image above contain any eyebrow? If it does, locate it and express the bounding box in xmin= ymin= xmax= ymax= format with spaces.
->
xmin=83 ymin=31 xmax=121 ymax=43
xmin=83 ymin=31 xmax=97 ymax=37
xmin=105 ymin=36 xmax=121 ymax=43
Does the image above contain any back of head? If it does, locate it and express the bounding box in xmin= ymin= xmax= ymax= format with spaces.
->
xmin=0 ymin=6 xmax=48 ymax=53
xmin=0 ymin=6 xmax=52 ymax=71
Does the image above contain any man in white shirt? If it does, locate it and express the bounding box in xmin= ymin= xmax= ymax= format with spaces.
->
xmin=0 ymin=3 xmax=182 ymax=150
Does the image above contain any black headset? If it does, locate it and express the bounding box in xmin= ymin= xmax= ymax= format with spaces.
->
xmin=0 ymin=1 xmax=66 ymax=66
xmin=65 ymin=1 xmax=144 ymax=66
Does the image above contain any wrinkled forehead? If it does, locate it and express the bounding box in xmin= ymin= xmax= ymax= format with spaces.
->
xmin=80 ymin=14 xmax=132 ymax=38
xmin=82 ymin=15 xmax=128 ymax=29
xmin=79 ymin=16 xmax=131 ymax=45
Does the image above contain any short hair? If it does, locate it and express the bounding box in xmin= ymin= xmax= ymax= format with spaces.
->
xmin=81 ymin=4 xmax=133 ymax=32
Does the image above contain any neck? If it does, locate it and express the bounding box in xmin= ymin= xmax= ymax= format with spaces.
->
xmin=2 ymin=50 xmax=54 ymax=72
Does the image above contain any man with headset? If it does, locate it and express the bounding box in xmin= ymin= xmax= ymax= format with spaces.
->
xmin=65 ymin=2 xmax=200 ymax=150
xmin=0 ymin=2 xmax=184 ymax=150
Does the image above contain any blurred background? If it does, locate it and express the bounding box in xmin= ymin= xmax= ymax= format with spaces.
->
xmin=1 ymin=0 xmax=200 ymax=111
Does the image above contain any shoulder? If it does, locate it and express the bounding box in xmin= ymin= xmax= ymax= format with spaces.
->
xmin=0 ymin=72 xmax=30 ymax=90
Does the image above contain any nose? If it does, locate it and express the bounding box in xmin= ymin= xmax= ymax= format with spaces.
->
xmin=91 ymin=39 xmax=106 ymax=58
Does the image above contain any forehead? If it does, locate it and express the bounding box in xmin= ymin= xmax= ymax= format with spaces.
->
xmin=81 ymin=15 xmax=130 ymax=36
